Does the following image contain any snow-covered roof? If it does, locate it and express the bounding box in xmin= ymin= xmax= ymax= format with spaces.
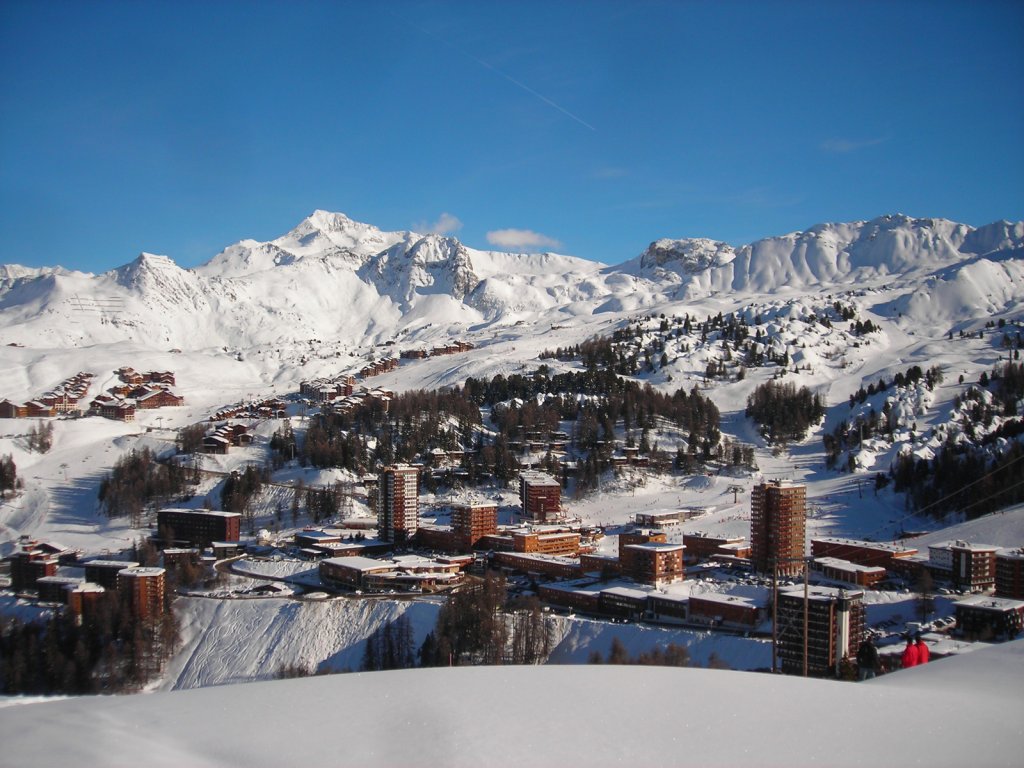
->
xmin=955 ymin=594 xmax=1024 ymax=612
xmin=623 ymin=542 xmax=684 ymax=552
xmin=689 ymin=591 xmax=761 ymax=609
xmin=812 ymin=536 xmax=917 ymax=553
xmin=778 ymin=584 xmax=864 ymax=601
xmin=83 ymin=559 xmax=140 ymax=569
xmin=814 ymin=557 xmax=886 ymax=574
xmin=118 ymin=567 xmax=166 ymax=578
xmin=321 ymin=556 xmax=394 ymax=572
xmin=160 ymin=507 xmax=242 ymax=519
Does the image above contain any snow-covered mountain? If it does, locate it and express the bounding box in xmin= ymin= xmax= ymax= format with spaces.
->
xmin=620 ymin=215 xmax=1024 ymax=302
xmin=0 ymin=212 xmax=1022 ymax=353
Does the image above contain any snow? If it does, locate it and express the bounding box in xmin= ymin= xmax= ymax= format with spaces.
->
xmin=3 ymin=209 xmax=1024 ymax=762
xmin=2 ymin=639 xmax=1021 ymax=767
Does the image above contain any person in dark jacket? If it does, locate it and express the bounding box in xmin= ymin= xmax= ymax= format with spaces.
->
xmin=915 ymin=633 xmax=930 ymax=664
xmin=901 ymin=635 xmax=919 ymax=668
xmin=856 ymin=637 xmax=879 ymax=680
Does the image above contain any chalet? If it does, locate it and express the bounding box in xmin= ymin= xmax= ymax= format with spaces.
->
xmin=133 ymin=388 xmax=185 ymax=409
xmin=101 ymin=402 xmax=136 ymax=422
xmin=25 ymin=401 xmax=56 ymax=418
xmin=202 ymin=434 xmax=230 ymax=454
xmin=0 ymin=400 xmax=27 ymax=419
xmin=144 ymin=371 xmax=176 ymax=386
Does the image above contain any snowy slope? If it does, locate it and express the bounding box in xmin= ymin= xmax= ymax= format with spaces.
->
xmin=2 ymin=211 xmax=1022 ymax=356
xmin=2 ymin=639 xmax=1022 ymax=767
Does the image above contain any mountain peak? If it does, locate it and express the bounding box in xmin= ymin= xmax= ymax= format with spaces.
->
xmin=303 ymin=209 xmax=357 ymax=232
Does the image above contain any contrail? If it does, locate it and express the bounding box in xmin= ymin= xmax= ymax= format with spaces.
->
xmin=465 ymin=51 xmax=596 ymax=132
xmin=389 ymin=9 xmax=596 ymax=132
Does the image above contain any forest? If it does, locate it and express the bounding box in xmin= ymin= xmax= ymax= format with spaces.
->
xmin=283 ymin=365 xmax=722 ymax=495
xmin=0 ymin=590 xmax=179 ymax=695
xmin=745 ymin=380 xmax=825 ymax=443
xmin=889 ymin=362 xmax=1024 ymax=520
xmin=98 ymin=448 xmax=195 ymax=526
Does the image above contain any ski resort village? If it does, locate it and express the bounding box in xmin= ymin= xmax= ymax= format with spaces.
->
xmin=2 ymin=212 xmax=1024 ymax=765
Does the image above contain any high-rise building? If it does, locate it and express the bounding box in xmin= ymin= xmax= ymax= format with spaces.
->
xmin=750 ymin=480 xmax=806 ymax=576
xmin=451 ymin=502 xmax=498 ymax=550
xmin=117 ymin=567 xmax=166 ymax=620
xmin=378 ymin=464 xmax=420 ymax=543
xmin=519 ymin=471 xmax=561 ymax=522
xmin=776 ymin=585 xmax=864 ymax=677
xmin=996 ymin=547 xmax=1024 ymax=599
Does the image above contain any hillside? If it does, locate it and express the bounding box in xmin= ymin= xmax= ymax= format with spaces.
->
xmin=3 ymin=211 xmax=1024 ymax=728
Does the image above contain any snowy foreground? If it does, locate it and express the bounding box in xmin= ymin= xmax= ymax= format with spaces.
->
xmin=3 ymin=639 xmax=1022 ymax=767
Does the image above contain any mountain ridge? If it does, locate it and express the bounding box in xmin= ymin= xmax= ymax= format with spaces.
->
xmin=0 ymin=211 xmax=1022 ymax=351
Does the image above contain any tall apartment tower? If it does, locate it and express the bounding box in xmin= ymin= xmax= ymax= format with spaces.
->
xmin=776 ymin=585 xmax=864 ymax=677
xmin=750 ymin=480 xmax=806 ymax=576
xmin=378 ymin=464 xmax=420 ymax=544
xmin=451 ymin=502 xmax=498 ymax=551
xmin=519 ymin=471 xmax=561 ymax=523
xmin=117 ymin=567 xmax=166 ymax=620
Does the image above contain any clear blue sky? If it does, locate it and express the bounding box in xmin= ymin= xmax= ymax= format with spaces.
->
xmin=2 ymin=0 xmax=1022 ymax=272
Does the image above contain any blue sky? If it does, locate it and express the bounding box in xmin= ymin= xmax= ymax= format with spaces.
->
xmin=1 ymin=0 xmax=1022 ymax=272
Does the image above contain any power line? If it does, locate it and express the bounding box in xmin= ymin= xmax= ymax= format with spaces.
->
xmin=862 ymin=449 xmax=1024 ymax=539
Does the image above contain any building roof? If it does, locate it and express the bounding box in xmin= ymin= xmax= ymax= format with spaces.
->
xmin=811 ymin=536 xmax=917 ymax=554
xmin=118 ymin=567 xmax=166 ymax=578
xmin=295 ymin=530 xmax=342 ymax=542
xmin=623 ymin=542 xmax=684 ymax=553
xmin=778 ymin=584 xmax=864 ymax=601
xmin=600 ymin=585 xmax=650 ymax=600
xmin=955 ymin=594 xmax=1024 ymax=612
xmin=36 ymin=576 xmax=83 ymax=586
xmin=322 ymin=556 xmax=394 ymax=572
xmin=83 ymin=559 xmax=140 ymax=569
xmin=689 ymin=592 xmax=761 ymax=609
xmin=929 ymin=539 xmax=999 ymax=553
xmin=66 ymin=582 xmax=106 ymax=594
xmin=813 ymin=557 xmax=887 ymax=574
xmin=519 ymin=470 xmax=560 ymax=487
xmin=160 ymin=507 xmax=242 ymax=520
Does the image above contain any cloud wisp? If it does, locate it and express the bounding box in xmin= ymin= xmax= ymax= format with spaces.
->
xmin=486 ymin=228 xmax=562 ymax=251
xmin=415 ymin=212 xmax=463 ymax=235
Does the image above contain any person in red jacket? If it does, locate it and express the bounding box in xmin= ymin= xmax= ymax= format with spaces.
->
xmin=901 ymin=636 xmax=919 ymax=668
xmin=915 ymin=633 xmax=930 ymax=664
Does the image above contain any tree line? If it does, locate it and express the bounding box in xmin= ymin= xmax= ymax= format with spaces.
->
xmin=0 ymin=591 xmax=179 ymax=695
xmin=0 ymin=454 xmax=18 ymax=494
xmin=746 ymin=381 xmax=825 ymax=443
xmin=98 ymin=448 xmax=193 ymax=526
xmin=418 ymin=573 xmax=552 ymax=667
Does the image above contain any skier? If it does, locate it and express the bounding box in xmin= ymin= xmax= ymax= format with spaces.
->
xmin=901 ymin=635 xmax=919 ymax=669
xmin=856 ymin=636 xmax=879 ymax=680
xmin=915 ymin=633 xmax=930 ymax=664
